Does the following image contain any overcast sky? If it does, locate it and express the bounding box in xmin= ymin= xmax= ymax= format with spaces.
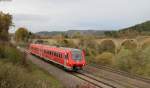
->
xmin=0 ymin=0 xmax=150 ymax=33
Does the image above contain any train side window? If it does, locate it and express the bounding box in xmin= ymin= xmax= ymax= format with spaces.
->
xmin=59 ymin=53 xmax=60 ymax=58
xmin=56 ymin=52 xmax=58 ymax=57
xmin=60 ymin=54 xmax=62 ymax=58
xmin=51 ymin=51 xmax=53 ymax=56
xmin=59 ymin=53 xmax=61 ymax=58
xmin=55 ymin=52 xmax=57 ymax=57
xmin=49 ymin=51 xmax=50 ymax=55
xmin=56 ymin=52 xmax=57 ymax=57
xmin=57 ymin=52 xmax=58 ymax=57
xmin=49 ymin=51 xmax=51 ymax=55
xmin=54 ymin=52 xmax=56 ymax=56
xmin=52 ymin=51 xmax=53 ymax=55
xmin=53 ymin=52 xmax=54 ymax=56
xmin=58 ymin=53 xmax=60 ymax=58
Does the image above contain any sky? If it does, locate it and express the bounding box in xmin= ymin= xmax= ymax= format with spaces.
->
xmin=0 ymin=0 xmax=150 ymax=33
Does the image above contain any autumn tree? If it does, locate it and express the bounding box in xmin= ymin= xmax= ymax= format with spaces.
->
xmin=15 ymin=27 xmax=29 ymax=42
xmin=0 ymin=12 xmax=13 ymax=41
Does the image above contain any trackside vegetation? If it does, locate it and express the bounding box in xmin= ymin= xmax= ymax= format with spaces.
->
xmin=0 ymin=44 xmax=63 ymax=88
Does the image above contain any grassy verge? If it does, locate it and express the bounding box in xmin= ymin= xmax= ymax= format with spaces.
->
xmin=26 ymin=60 xmax=64 ymax=88
xmin=0 ymin=43 xmax=64 ymax=88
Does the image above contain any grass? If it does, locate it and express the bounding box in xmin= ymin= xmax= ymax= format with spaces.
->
xmin=27 ymin=61 xmax=64 ymax=88
xmin=0 ymin=61 xmax=63 ymax=88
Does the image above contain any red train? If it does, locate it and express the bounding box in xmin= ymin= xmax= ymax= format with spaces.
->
xmin=29 ymin=44 xmax=86 ymax=71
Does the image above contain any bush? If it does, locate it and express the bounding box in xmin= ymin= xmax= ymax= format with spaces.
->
xmin=98 ymin=39 xmax=116 ymax=54
xmin=0 ymin=44 xmax=22 ymax=64
xmin=121 ymin=39 xmax=137 ymax=50
xmin=4 ymin=45 xmax=22 ymax=63
xmin=116 ymin=48 xmax=135 ymax=72
xmin=95 ymin=52 xmax=115 ymax=65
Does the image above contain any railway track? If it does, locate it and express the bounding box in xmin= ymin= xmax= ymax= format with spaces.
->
xmin=85 ymin=64 xmax=150 ymax=88
xmin=23 ymin=49 xmax=116 ymax=88
xmin=91 ymin=64 xmax=150 ymax=83
xmin=73 ymin=71 xmax=116 ymax=88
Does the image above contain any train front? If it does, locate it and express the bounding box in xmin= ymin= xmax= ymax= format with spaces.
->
xmin=70 ymin=49 xmax=86 ymax=71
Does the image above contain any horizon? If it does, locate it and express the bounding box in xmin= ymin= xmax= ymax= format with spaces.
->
xmin=0 ymin=0 xmax=150 ymax=33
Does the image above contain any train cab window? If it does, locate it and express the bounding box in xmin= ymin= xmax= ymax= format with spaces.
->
xmin=72 ymin=50 xmax=82 ymax=60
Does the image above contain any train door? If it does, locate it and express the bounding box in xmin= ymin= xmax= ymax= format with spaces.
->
xmin=64 ymin=53 xmax=68 ymax=68
xmin=40 ymin=47 xmax=43 ymax=57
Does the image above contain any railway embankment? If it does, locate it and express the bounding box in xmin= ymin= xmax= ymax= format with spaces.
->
xmin=0 ymin=44 xmax=63 ymax=88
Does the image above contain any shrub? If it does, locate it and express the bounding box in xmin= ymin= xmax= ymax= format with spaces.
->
xmin=98 ymin=39 xmax=116 ymax=54
xmin=139 ymin=47 xmax=150 ymax=76
xmin=95 ymin=52 xmax=115 ymax=65
xmin=116 ymin=48 xmax=134 ymax=72
xmin=121 ymin=39 xmax=137 ymax=50
xmin=4 ymin=45 xmax=22 ymax=63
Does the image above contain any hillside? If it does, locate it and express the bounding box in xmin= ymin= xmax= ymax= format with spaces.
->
xmin=36 ymin=30 xmax=106 ymax=37
xmin=120 ymin=21 xmax=150 ymax=33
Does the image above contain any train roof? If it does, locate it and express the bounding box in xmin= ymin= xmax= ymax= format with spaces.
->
xmin=30 ymin=44 xmax=81 ymax=53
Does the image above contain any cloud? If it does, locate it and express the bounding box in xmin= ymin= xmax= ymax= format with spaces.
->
xmin=0 ymin=0 xmax=150 ymax=32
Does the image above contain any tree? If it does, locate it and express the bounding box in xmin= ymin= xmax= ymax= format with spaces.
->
xmin=0 ymin=12 xmax=13 ymax=41
xmin=15 ymin=27 xmax=29 ymax=42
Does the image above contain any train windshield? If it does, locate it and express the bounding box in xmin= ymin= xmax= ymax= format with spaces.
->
xmin=72 ymin=50 xmax=82 ymax=60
